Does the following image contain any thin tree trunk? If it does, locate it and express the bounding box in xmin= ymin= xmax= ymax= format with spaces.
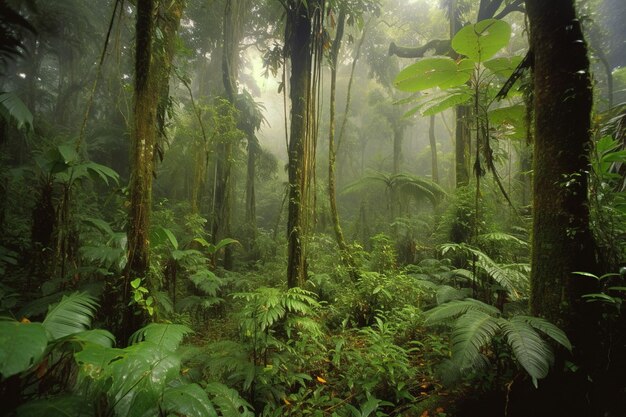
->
xmin=429 ymin=114 xmax=439 ymax=183
xmin=327 ymin=9 xmax=359 ymax=281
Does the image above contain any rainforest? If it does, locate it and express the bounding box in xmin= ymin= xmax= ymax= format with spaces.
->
xmin=1 ymin=0 xmax=625 ymax=416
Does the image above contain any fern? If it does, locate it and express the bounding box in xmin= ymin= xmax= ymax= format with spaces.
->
xmin=42 ymin=292 xmax=99 ymax=340
xmin=513 ymin=315 xmax=572 ymax=351
xmin=451 ymin=310 xmax=501 ymax=370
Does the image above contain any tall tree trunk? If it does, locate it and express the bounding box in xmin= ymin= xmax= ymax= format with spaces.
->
xmin=285 ymin=0 xmax=314 ymax=288
xmin=521 ymin=1 xmax=602 ymax=415
xmin=392 ymin=125 xmax=403 ymax=175
xmin=214 ymin=0 xmax=245 ymax=269
xmin=429 ymin=114 xmax=439 ymax=183
xmin=328 ymin=9 xmax=359 ymax=281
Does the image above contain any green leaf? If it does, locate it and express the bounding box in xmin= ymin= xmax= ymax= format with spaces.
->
xmin=16 ymin=395 xmax=94 ymax=417
xmin=85 ymin=162 xmax=120 ymax=186
xmin=0 ymin=92 xmax=33 ymax=132
xmin=451 ymin=19 xmax=511 ymax=62
xmin=131 ymin=278 xmax=142 ymax=289
xmin=419 ymin=88 xmax=473 ymax=116
xmin=129 ymin=323 xmax=193 ymax=352
xmin=0 ymin=321 xmax=48 ymax=378
xmin=57 ymin=144 xmax=79 ymax=165
xmin=162 ymin=383 xmax=218 ymax=417
xmin=42 ymin=292 xmax=98 ymax=340
xmin=394 ymin=57 xmax=471 ymax=92
xmin=484 ymin=55 xmax=523 ymax=79
xmin=488 ymin=105 xmax=526 ymax=139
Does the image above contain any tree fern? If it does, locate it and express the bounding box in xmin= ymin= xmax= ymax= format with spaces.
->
xmin=42 ymin=292 xmax=99 ymax=340
xmin=451 ymin=310 xmax=501 ymax=370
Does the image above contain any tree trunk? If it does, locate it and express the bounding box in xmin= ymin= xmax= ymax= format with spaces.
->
xmin=519 ymin=1 xmax=602 ymax=415
xmin=392 ymin=125 xmax=403 ymax=175
xmin=328 ymin=9 xmax=359 ymax=281
xmin=429 ymin=114 xmax=439 ymax=183
xmin=286 ymin=0 xmax=314 ymax=288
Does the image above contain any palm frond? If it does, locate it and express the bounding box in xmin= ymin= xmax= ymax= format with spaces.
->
xmin=476 ymin=232 xmax=529 ymax=248
xmin=0 ymin=92 xmax=33 ymax=132
xmin=499 ymin=317 xmax=553 ymax=385
xmin=513 ymin=315 xmax=572 ymax=351
xmin=451 ymin=310 xmax=501 ymax=370
xmin=42 ymin=292 xmax=99 ymax=340
xmin=424 ymin=298 xmax=500 ymax=325
xmin=435 ymin=285 xmax=469 ymax=305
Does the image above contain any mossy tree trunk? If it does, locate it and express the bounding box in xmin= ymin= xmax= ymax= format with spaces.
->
xmin=285 ymin=0 xmax=315 ymax=288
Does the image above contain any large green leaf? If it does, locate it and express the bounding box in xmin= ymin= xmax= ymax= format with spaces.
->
xmin=0 ymin=92 xmax=33 ymax=132
xmin=488 ymin=105 xmax=526 ymax=139
xmin=394 ymin=57 xmax=472 ymax=92
xmin=16 ymin=395 xmax=94 ymax=417
xmin=452 ymin=19 xmax=511 ymax=62
xmin=162 ymin=383 xmax=218 ymax=417
xmin=419 ymin=87 xmax=473 ymax=116
xmin=129 ymin=323 xmax=193 ymax=352
xmin=0 ymin=320 xmax=48 ymax=378
xmin=484 ymin=55 xmax=523 ymax=79
xmin=42 ymin=292 xmax=99 ymax=340
xmin=500 ymin=317 xmax=553 ymax=385
xmin=514 ymin=315 xmax=572 ymax=351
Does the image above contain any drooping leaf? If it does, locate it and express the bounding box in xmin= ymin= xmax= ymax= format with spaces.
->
xmin=500 ymin=317 xmax=553 ymax=384
xmin=0 ymin=320 xmax=48 ymax=378
xmin=42 ymin=292 xmax=99 ymax=340
xmin=513 ymin=315 xmax=572 ymax=351
xmin=0 ymin=92 xmax=33 ymax=132
xmin=419 ymin=88 xmax=473 ymax=116
xmin=451 ymin=19 xmax=511 ymax=62
xmin=394 ymin=57 xmax=472 ymax=92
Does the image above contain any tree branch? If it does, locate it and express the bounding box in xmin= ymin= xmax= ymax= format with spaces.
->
xmin=388 ymin=38 xmax=451 ymax=58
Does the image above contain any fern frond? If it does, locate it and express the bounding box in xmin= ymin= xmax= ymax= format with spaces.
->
xmin=162 ymin=383 xmax=218 ymax=417
xmin=42 ymin=292 xmax=99 ymax=340
xmin=129 ymin=323 xmax=193 ymax=351
xmin=499 ymin=317 xmax=553 ymax=383
xmin=189 ymin=270 xmax=222 ymax=296
xmin=205 ymin=382 xmax=254 ymax=417
xmin=425 ymin=298 xmax=500 ymax=325
xmin=513 ymin=315 xmax=572 ymax=351
xmin=451 ymin=310 xmax=501 ymax=370
xmin=476 ymin=232 xmax=529 ymax=248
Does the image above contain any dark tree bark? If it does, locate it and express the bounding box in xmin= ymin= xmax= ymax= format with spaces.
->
xmin=285 ymin=0 xmax=315 ymax=288
xmin=514 ymin=1 xmax=605 ymax=415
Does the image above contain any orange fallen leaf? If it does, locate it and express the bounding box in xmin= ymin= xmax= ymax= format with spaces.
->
xmin=436 ymin=407 xmax=444 ymax=413
xmin=316 ymin=376 xmax=327 ymax=384
xmin=283 ymin=398 xmax=291 ymax=405
xmin=420 ymin=411 xmax=429 ymax=417
xmin=20 ymin=317 xmax=30 ymax=323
